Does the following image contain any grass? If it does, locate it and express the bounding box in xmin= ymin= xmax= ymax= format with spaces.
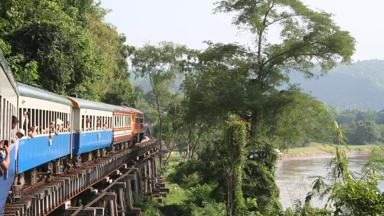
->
xmin=162 ymin=152 xmax=188 ymax=205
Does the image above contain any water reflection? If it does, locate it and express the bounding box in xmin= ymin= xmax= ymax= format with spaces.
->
xmin=276 ymin=153 xmax=370 ymax=209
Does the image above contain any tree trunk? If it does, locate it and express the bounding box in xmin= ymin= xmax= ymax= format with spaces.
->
xmin=227 ymin=168 xmax=234 ymax=216
xmin=150 ymin=75 xmax=163 ymax=167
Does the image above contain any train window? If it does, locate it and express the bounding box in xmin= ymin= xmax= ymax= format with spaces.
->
xmin=128 ymin=116 xmax=131 ymax=129
xmin=89 ymin=115 xmax=92 ymax=131
xmin=54 ymin=111 xmax=56 ymax=126
xmin=88 ymin=115 xmax=92 ymax=131
xmin=85 ymin=115 xmax=89 ymax=131
xmin=92 ymin=115 xmax=95 ymax=131
xmin=4 ymin=98 xmax=6 ymax=140
xmin=38 ymin=110 xmax=41 ymax=134
xmin=81 ymin=115 xmax=84 ymax=131
xmin=18 ymin=108 xmax=22 ymax=129
xmin=85 ymin=115 xmax=87 ymax=131
xmin=96 ymin=116 xmax=100 ymax=130
xmin=6 ymin=101 xmax=9 ymax=139
xmin=45 ymin=110 xmax=48 ymax=134
xmin=41 ymin=110 xmax=45 ymax=134
xmin=48 ymin=110 xmax=50 ymax=133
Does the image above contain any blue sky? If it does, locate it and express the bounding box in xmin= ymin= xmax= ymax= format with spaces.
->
xmin=99 ymin=0 xmax=384 ymax=61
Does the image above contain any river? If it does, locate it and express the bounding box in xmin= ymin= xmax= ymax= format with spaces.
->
xmin=276 ymin=153 xmax=373 ymax=209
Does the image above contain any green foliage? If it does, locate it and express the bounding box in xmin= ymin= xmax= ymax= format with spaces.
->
xmin=103 ymin=79 xmax=137 ymax=106
xmin=186 ymin=184 xmax=216 ymax=207
xmin=167 ymin=160 xmax=204 ymax=188
xmin=223 ymin=119 xmax=247 ymax=215
xmin=307 ymin=147 xmax=384 ymax=215
xmin=130 ymin=43 xmax=190 ymax=161
xmin=261 ymin=89 xmax=336 ymax=148
xmin=0 ymin=0 xmax=135 ymax=102
xmin=284 ymin=200 xmax=331 ymax=216
xmin=243 ymin=159 xmax=281 ymax=215
xmin=191 ymin=202 xmax=226 ymax=216
xmin=336 ymin=110 xmax=384 ymax=144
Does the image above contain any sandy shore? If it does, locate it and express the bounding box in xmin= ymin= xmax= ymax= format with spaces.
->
xmin=280 ymin=148 xmax=371 ymax=160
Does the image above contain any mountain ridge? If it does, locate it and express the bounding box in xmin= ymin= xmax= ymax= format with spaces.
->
xmin=291 ymin=59 xmax=384 ymax=111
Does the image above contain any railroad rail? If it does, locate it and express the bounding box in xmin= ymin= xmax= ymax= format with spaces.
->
xmin=3 ymin=140 xmax=167 ymax=216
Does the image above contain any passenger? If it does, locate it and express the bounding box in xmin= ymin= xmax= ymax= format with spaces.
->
xmin=66 ymin=121 xmax=70 ymax=132
xmin=1 ymin=116 xmax=18 ymax=176
xmin=0 ymin=140 xmax=10 ymax=177
xmin=11 ymin=116 xmax=18 ymax=144
xmin=22 ymin=112 xmax=29 ymax=128
xmin=96 ymin=117 xmax=101 ymax=130
xmin=28 ymin=126 xmax=38 ymax=138
xmin=48 ymin=122 xmax=57 ymax=140
xmin=86 ymin=118 xmax=92 ymax=131
xmin=16 ymin=129 xmax=25 ymax=139
xmin=56 ymin=119 xmax=64 ymax=133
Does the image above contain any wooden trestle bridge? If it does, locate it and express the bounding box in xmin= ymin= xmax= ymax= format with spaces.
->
xmin=3 ymin=140 xmax=168 ymax=216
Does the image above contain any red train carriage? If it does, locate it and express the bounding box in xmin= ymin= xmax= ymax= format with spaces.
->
xmin=130 ymin=107 xmax=144 ymax=143
xmin=112 ymin=106 xmax=133 ymax=146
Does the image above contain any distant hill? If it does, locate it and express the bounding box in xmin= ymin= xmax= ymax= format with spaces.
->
xmin=131 ymin=60 xmax=384 ymax=111
xmin=291 ymin=60 xmax=384 ymax=111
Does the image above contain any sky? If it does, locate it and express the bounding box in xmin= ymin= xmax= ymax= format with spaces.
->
xmin=99 ymin=0 xmax=384 ymax=61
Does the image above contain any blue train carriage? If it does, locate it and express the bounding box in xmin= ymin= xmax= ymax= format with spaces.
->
xmin=16 ymin=83 xmax=73 ymax=184
xmin=66 ymin=97 xmax=113 ymax=162
xmin=0 ymin=52 xmax=19 ymax=214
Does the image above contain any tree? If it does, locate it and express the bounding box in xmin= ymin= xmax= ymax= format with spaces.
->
xmin=183 ymin=0 xmax=355 ymax=214
xmin=352 ymin=121 xmax=379 ymax=144
xmin=223 ymin=119 xmax=247 ymax=216
xmin=0 ymin=0 xmax=135 ymax=102
xmin=103 ymin=79 xmax=137 ymax=106
xmin=130 ymin=42 xmax=187 ymax=165
xmin=263 ymin=89 xmax=336 ymax=148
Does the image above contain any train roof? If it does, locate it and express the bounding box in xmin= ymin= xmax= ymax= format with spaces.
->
xmin=112 ymin=105 xmax=133 ymax=113
xmin=17 ymin=82 xmax=72 ymax=106
xmin=129 ymin=107 xmax=144 ymax=114
xmin=67 ymin=97 xmax=114 ymax=112
xmin=0 ymin=50 xmax=18 ymax=95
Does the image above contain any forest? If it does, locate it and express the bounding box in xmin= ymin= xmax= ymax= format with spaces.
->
xmin=1 ymin=0 xmax=383 ymax=215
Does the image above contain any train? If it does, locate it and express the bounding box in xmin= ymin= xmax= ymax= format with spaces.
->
xmin=0 ymin=51 xmax=145 ymax=214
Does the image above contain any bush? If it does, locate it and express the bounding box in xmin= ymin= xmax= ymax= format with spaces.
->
xmin=167 ymin=160 xmax=203 ymax=188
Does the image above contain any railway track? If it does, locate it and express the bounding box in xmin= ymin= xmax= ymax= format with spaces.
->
xmin=3 ymin=140 xmax=168 ymax=216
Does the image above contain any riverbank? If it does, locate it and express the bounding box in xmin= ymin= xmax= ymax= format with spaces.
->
xmin=280 ymin=143 xmax=376 ymax=160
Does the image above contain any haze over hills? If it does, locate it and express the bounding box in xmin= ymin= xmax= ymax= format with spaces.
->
xmin=291 ymin=60 xmax=384 ymax=111
xmin=132 ymin=60 xmax=384 ymax=111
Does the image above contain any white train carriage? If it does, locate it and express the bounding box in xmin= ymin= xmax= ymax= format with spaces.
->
xmin=16 ymin=83 xmax=73 ymax=177
xmin=0 ymin=51 xmax=19 ymax=214
xmin=66 ymin=97 xmax=114 ymax=160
